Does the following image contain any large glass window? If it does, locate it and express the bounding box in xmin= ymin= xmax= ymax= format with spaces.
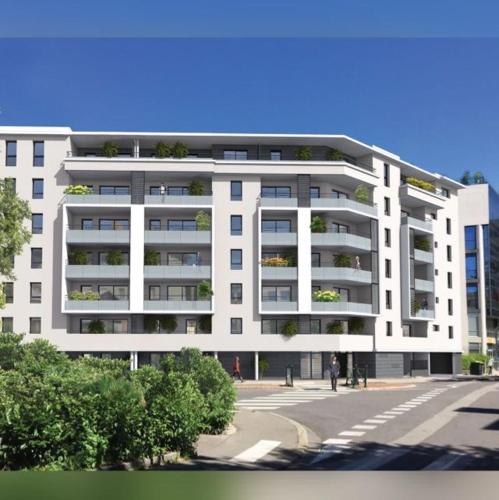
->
xmin=261 ymin=219 xmax=291 ymax=233
xmin=310 ymin=319 xmax=321 ymax=334
xmin=465 ymin=226 xmax=477 ymax=250
xmin=311 ymin=253 xmax=321 ymax=267
xmin=167 ymin=252 xmax=198 ymax=266
xmin=167 ymin=285 xmax=196 ymax=301
xmin=98 ymin=285 xmax=128 ymax=300
xmin=33 ymin=141 xmax=44 ymax=166
xmin=231 ymin=181 xmax=242 ymax=201
xmin=261 ymin=318 xmax=294 ymax=334
xmin=310 ymin=187 xmax=320 ymax=199
xmin=149 ymin=285 xmax=160 ymax=300
xmin=231 ymin=249 xmax=242 ymax=270
xmin=262 ymin=286 xmax=291 ymax=302
xmin=6 ymin=141 xmax=16 ymax=166
xmin=32 ymin=214 xmax=43 ymax=234
xmin=231 ymin=283 xmax=242 ymax=304
xmin=31 ymin=248 xmax=42 ymax=268
xmin=224 ymin=150 xmax=248 ymax=160
xmin=466 ymin=254 xmax=478 ymax=280
xmin=468 ymin=315 xmax=480 ymax=336
xmin=270 ymin=151 xmax=282 ymax=161
xmin=331 ymin=189 xmax=348 ymax=199
xmin=331 ymin=222 xmax=348 ymax=233
xmin=261 ymin=186 xmax=291 ymax=198
xmin=167 ymin=186 xmax=188 ymax=196
xmin=32 ymin=179 xmax=44 ymax=199
xmin=81 ymin=218 xmax=93 ymax=230
xmin=99 ymin=186 xmax=130 ymax=195
xmin=149 ymin=219 xmax=161 ymax=231
xmin=231 ymin=215 xmax=242 ymax=235
xmin=467 ymin=284 xmax=479 ymax=310
xmin=99 ymin=219 xmax=129 ymax=230
xmin=167 ymin=219 xmax=196 ymax=231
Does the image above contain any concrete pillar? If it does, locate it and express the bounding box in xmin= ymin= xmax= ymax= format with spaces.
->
xmin=213 ymin=351 xmax=218 ymax=360
xmin=130 ymin=205 xmax=145 ymax=312
xmin=297 ymin=208 xmax=312 ymax=313
xmin=133 ymin=139 xmax=140 ymax=158
xmin=130 ymin=351 xmax=138 ymax=371
xmin=347 ymin=352 xmax=353 ymax=378
xmin=255 ymin=351 xmax=259 ymax=381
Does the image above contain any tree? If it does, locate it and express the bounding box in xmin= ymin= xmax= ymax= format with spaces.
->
xmin=460 ymin=171 xmax=471 ymax=185
xmin=473 ymin=171 xmax=486 ymax=184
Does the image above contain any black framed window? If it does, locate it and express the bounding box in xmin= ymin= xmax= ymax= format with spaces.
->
xmin=1 ymin=317 xmax=13 ymax=333
xmin=30 ymin=282 xmax=41 ymax=303
xmin=167 ymin=252 xmax=198 ymax=266
xmin=231 ymin=318 xmax=242 ymax=334
xmin=270 ymin=150 xmax=282 ymax=161
xmin=30 ymin=317 xmax=41 ymax=334
xmin=447 ymin=272 xmax=453 ymax=288
xmin=384 ymin=197 xmax=390 ymax=215
xmin=224 ymin=150 xmax=248 ymax=160
xmin=99 ymin=219 xmax=129 ymax=230
xmin=149 ymin=186 xmax=160 ymax=195
xmin=231 ymin=215 xmax=242 ymax=235
xmin=31 ymin=248 xmax=42 ymax=269
xmin=384 ymin=228 xmax=391 ymax=247
xmin=262 ymin=285 xmax=291 ymax=302
xmin=81 ymin=218 xmax=93 ymax=230
xmin=32 ymin=214 xmax=43 ymax=234
xmin=465 ymin=226 xmax=477 ymax=250
xmin=386 ymin=321 xmax=392 ymax=336
xmin=310 ymin=319 xmax=321 ymax=334
xmin=167 ymin=219 xmax=196 ymax=231
xmin=231 ymin=283 xmax=242 ymax=304
xmin=446 ymin=218 xmax=451 ymax=234
xmin=385 ymin=259 xmax=391 ymax=278
xmin=433 ymin=325 xmax=440 ymax=332
xmin=231 ymin=249 xmax=242 ymax=270
xmin=149 ymin=285 xmax=160 ymax=301
xmin=261 ymin=219 xmax=291 ymax=233
xmin=311 ymin=253 xmax=321 ymax=267
xmin=448 ymin=326 xmax=454 ymax=339
xmin=99 ymin=186 xmax=130 ymax=195
xmin=466 ymin=284 xmax=479 ymax=310
xmin=4 ymin=283 xmax=13 ymax=303
xmin=6 ymin=141 xmax=17 ymax=166
xmin=447 ymin=245 xmax=452 ymax=262
xmin=231 ymin=181 xmax=242 ymax=201
xmin=167 ymin=285 xmax=196 ymax=301
xmin=448 ymin=299 xmax=454 ymax=316
xmin=98 ymin=285 xmax=128 ymax=300
xmin=261 ymin=186 xmax=291 ymax=198
xmin=386 ymin=290 xmax=392 ymax=309
xmin=32 ymin=179 xmax=44 ymax=199
xmin=441 ymin=187 xmax=450 ymax=198
xmin=384 ymin=163 xmax=390 ymax=187
xmin=310 ymin=187 xmax=320 ymax=199
xmin=167 ymin=186 xmax=189 ymax=196
xmin=149 ymin=219 xmax=161 ymax=231
xmin=33 ymin=141 xmax=44 ymax=166
xmin=331 ymin=189 xmax=348 ymax=199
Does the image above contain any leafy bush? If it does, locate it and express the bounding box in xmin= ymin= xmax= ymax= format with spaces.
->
xmin=198 ymin=315 xmax=212 ymax=333
xmin=280 ymin=320 xmax=298 ymax=337
xmin=405 ymin=176 xmax=436 ymax=193
xmin=106 ymin=250 xmax=123 ymax=266
xmin=172 ymin=142 xmax=188 ymax=158
xmin=414 ymin=237 xmax=431 ymax=252
xmin=313 ymin=289 xmax=341 ymax=302
xmin=461 ymin=353 xmax=489 ymax=373
xmin=354 ymin=184 xmax=369 ymax=203
xmin=154 ymin=142 xmax=172 ymax=158
xmin=144 ymin=315 xmax=159 ymax=333
xmin=144 ymin=249 xmax=160 ymax=266
xmin=295 ymin=146 xmax=312 ymax=161
xmin=101 ymin=142 xmax=119 ymax=158
xmin=68 ymin=290 xmax=100 ymax=301
xmin=412 ymin=299 xmax=422 ymax=314
xmin=87 ymin=319 xmax=105 ymax=334
xmin=334 ymin=254 xmax=351 ymax=268
xmin=195 ymin=210 xmax=211 ymax=230
xmin=326 ymin=321 xmax=344 ymax=334
xmin=68 ymin=249 xmax=89 ymax=265
xmin=188 ymin=180 xmax=205 ymax=196
xmin=64 ymin=185 xmax=93 ymax=195
xmin=348 ymin=317 xmax=365 ymax=334
xmin=310 ymin=215 xmax=327 ymax=233
xmin=261 ymin=256 xmax=289 ymax=267
xmin=198 ymin=280 xmax=213 ymax=299
xmin=159 ymin=315 xmax=177 ymax=333
xmin=0 ymin=333 xmax=24 ymax=370
xmin=258 ymin=357 xmax=269 ymax=377
xmin=326 ymin=148 xmax=343 ymax=161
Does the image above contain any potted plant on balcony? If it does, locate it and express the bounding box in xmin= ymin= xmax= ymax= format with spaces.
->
xmin=260 ymin=256 xmax=288 ymax=267
xmin=68 ymin=290 xmax=100 ymax=301
xmin=198 ymin=280 xmax=214 ymax=299
xmin=198 ymin=315 xmax=212 ymax=333
xmin=64 ymin=185 xmax=93 ymax=195
xmin=326 ymin=148 xmax=343 ymax=161
xmin=258 ymin=356 xmax=270 ymax=378
xmin=144 ymin=249 xmax=160 ymax=266
xmin=159 ymin=314 xmax=177 ymax=333
xmin=280 ymin=320 xmax=298 ymax=338
xmin=172 ymin=141 xmax=189 ymax=158
xmin=155 ymin=142 xmax=172 ymax=158
xmin=87 ymin=319 xmax=105 ymax=334
xmin=326 ymin=321 xmax=344 ymax=334
xmin=68 ymin=249 xmax=89 ymax=265
xmin=101 ymin=142 xmax=119 ymax=158
xmin=144 ymin=315 xmax=159 ymax=333
xmin=414 ymin=237 xmax=431 ymax=252
xmin=405 ymin=176 xmax=436 ymax=193
xmin=334 ymin=254 xmax=352 ymax=268
xmin=412 ymin=299 xmax=422 ymax=315
xmin=348 ymin=317 xmax=364 ymax=334
xmin=284 ymin=252 xmax=297 ymax=267
xmin=188 ymin=180 xmax=205 ymax=196
xmin=310 ymin=215 xmax=327 ymax=233
xmin=106 ymin=250 xmax=123 ymax=265
xmin=195 ymin=210 xmax=211 ymax=230
xmin=354 ymin=184 xmax=369 ymax=204
xmin=312 ymin=289 xmax=341 ymax=302
xmin=295 ymin=146 xmax=312 ymax=161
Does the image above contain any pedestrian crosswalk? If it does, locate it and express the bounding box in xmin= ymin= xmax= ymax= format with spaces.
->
xmin=235 ymin=388 xmax=351 ymax=411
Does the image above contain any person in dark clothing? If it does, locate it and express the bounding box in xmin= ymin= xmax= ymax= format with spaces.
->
xmin=329 ymin=355 xmax=340 ymax=392
xmin=232 ymin=356 xmax=243 ymax=382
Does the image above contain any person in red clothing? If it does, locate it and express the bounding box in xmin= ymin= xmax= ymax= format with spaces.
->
xmin=232 ymin=356 xmax=243 ymax=382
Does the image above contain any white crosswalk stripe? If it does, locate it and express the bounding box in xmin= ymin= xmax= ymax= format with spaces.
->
xmin=233 ymin=440 xmax=281 ymax=463
xmin=352 ymin=424 xmax=377 ymax=430
xmin=364 ymin=419 xmax=387 ymax=424
xmin=339 ymin=430 xmax=365 ymax=437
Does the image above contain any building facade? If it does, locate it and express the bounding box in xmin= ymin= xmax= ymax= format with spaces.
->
xmin=0 ymin=127 xmax=464 ymax=378
xmin=458 ymin=183 xmax=499 ymax=359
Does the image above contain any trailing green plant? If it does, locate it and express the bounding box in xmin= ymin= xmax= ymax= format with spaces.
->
xmin=354 ymin=184 xmax=369 ymax=203
xmin=348 ymin=317 xmax=365 ymax=334
xmin=101 ymin=142 xmax=119 ymax=158
xmin=326 ymin=148 xmax=343 ymax=161
xmin=295 ymin=146 xmax=312 ymax=161
xmin=260 ymin=256 xmax=289 ymax=267
xmin=154 ymin=142 xmax=172 ymax=158
xmin=405 ymin=176 xmax=436 ymax=193
xmin=68 ymin=290 xmax=100 ymax=301
xmin=64 ymin=185 xmax=93 ymax=195
xmin=144 ymin=249 xmax=160 ymax=266
xmin=414 ymin=237 xmax=431 ymax=252
xmin=105 ymin=250 xmax=123 ymax=266
xmin=258 ymin=357 xmax=269 ymax=377
xmin=172 ymin=142 xmax=189 ymax=158
xmin=198 ymin=280 xmax=213 ymax=299
xmin=159 ymin=315 xmax=177 ymax=333
xmin=144 ymin=315 xmax=159 ymax=333
xmin=334 ymin=254 xmax=352 ymax=268
xmin=195 ymin=210 xmax=211 ymax=230
xmin=87 ymin=319 xmax=105 ymax=334
xmin=312 ymin=289 xmax=341 ymax=302
xmin=412 ymin=299 xmax=422 ymax=314
xmin=284 ymin=252 xmax=297 ymax=267
xmin=310 ymin=215 xmax=327 ymax=233
xmin=187 ymin=180 xmax=205 ymax=196
xmin=326 ymin=321 xmax=344 ymax=334
xmin=280 ymin=320 xmax=298 ymax=338
xmin=198 ymin=315 xmax=212 ymax=333
xmin=68 ymin=249 xmax=89 ymax=265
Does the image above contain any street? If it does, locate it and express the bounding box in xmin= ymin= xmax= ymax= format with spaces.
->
xmin=182 ymin=378 xmax=499 ymax=470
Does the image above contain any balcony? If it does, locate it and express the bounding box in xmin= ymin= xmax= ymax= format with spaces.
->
xmin=310 ymin=197 xmax=377 ymax=218
xmin=413 ymin=249 xmax=433 ymax=264
xmin=66 ymin=229 xmax=130 ymax=245
xmin=65 ymin=264 xmax=130 ymax=280
xmin=259 ymin=197 xmax=298 ymax=208
xmin=144 ymin=265 xmax=211 ymax=280
xmin=64 ymin=194 xmax=131 ymax=205
xmin=144 ymin=194 xmax=213 ymax=206
xmin=64 ymin=299 xmax=129 ymax=311
xmin=311 ymin=232 xmax=371 ymax=252
xmin=261 ymin=267 xmax=298 ymax=280
xmin=414 ymin=278 xmax=434 ymax=293
xmin=399 ymin=183 xmax=446 ymax=210
xmin=261 ymin=301 xmax=298 ymax=312
xmin=401 ymin=215 xmax=433 ymax=233
xmin=261 ymin=232 xmax=298 ymax=246
xmin=311 ymin=267 xmax=372 ymax=284
xmin=144 ymin=230 xmax=211 ymax=245
xmin=144 ymin=300 xmax=212 ymax=312
xmin=413 ymin=309 xmax=435 ymax=320
xmin=311 ymin=301 xmax=373 ymax=314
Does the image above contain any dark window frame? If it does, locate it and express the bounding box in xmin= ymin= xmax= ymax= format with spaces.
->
xmin=32 ymin=178 xmax=44 ymax=199
xmin=230 ymin=317 xmax=243 ymax=334
xmin=231 ymin=283 xmax=243 ymax=304
xmin=231 ymin=215 xmax=243 ymax=235
xmin=231 ymin=181 xmax=242 ymax=201
xmin=33 ymin=141 xmax=44 ymax=167
xmin=30 ymin=282 xmax=42 ymax=304
xmin=231 ymin=249 xmax=243 ymax=270
xmin=32 ymin=213 xmax=43 ymax=234
xmin=31 ymin=248 xmax=42 ymax=269
xmin=6 ymin=141 xmax=17 ymax=166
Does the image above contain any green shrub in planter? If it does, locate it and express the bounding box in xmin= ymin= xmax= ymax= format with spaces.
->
xmin=159 ymin=315 xmax=177 ymax=333
xmin=198 ymin=281 xmax=213 ymax=299
xmin=172 ymin=142 xmax=189 ymax=158
xmin=326 ymin=321 xmax=344 ymax=334
xmin=334 ymin=254 xmax=351 ymax=268
xmin=461 ymin=353 xmax=489 ymax=373
xmin=198 ymin=315 xmax=212 ymax=333
xmin=154 ymin=142 xmax=172 ymax=158
xmin=258 ymin=357 xmax=269 ymax=377
xmin=101 ymin=142 xmax=119 ymax=158
xmin=412 ymin=299 xmax=422 ymax=314
xmin=295 ymin=146 xmax=312 ymax=161
xmin=326 ymin=148 xmax=343 ymax=161
xmin=144 ymin=315 xmax=159 ymax=333
xmin=405 ymin=176 xmax=436 ymax=193
xmin=87 ymin=319 xmax=106 ymax=334
xmin=312 ymin=289 xmax=341 ymax=302
xmin=68 ymin=290 xmax=100 ymax=301
xmin=68 ymin=249 xmax=89 ymax=265
xmin=195 ymin=210 xmax=211 ymax=230
xmin=348 ymin=317 xmax=364 ymax=334
xmin=64 ymin=185 xmax=93 ymax=195
xmin=188 ymin=180 xmax=205 ymax=196
xmin=144 ymin=249 xmax=160 ymax=266
xmin=414 ymin=237 xmax=431 ymax=252
xmin=354 ymin=184 xmax=369 ymax=203
xmin=310 ymin=215 xmax=327 ymax=233
xmin=280 ymin=320 xmax=298 ymax=337
xmin=106 ymin=250 xmax=123 ymax=266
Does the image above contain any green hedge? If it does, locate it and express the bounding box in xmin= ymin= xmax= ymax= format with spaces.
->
xmin=461 ymin=353 xmax=490 ymax=373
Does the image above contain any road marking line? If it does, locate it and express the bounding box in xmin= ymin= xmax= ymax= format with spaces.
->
xmin=240 ymin=406 xmax=279 ymax=411
xmin=339 ymin=430 xmax=366 ymax=437
xmin=423 ymin=452 xmax=467 ymax=470
xmin=324 ymin=438 xmax=351 ymax=445
xmin=392 ymin=408 xmax=411 ymax=412
xmin=233 ymin=440 xmax=281 ymax=463
xmin=384 ymin=411 xmax=405 ymax=415
xmin=352 ymin=424 xmax=377 ymax=430
xmin=376 ymin=414 xmax=396 ymax=419
xmin=364 ymin=419 xmax=387 ymax=424
xmin=235 ymin=402 xmax=297 ymax=406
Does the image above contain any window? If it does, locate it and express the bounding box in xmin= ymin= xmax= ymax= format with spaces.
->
xmin=81 ymin=218 xmax=93 ymax=230
xmin=99 ymin=285 xmax=129 ymax=300
xmin=331 ymin=222 xmax=349 ymax=233
xmin=231 ymin=318 xmax=242 ymax=334
xmin=310 ymin=187 xmax=320 ymax=199
xmin=149 ymin=219 xmax=161 ymax=231
xmin=99 ymin=219 xmax=129 ymax=231
xmin=310 ymin=319 xmax=321 ymax=334
xmin=447 ymin=272 xmax=452 ymax=288
xmin=261 ymin=186 xmax=291 ymax=198
xmin=80 ymin=318 xmax=128 ymax=334
xmin=448 ymin=326 xmax=454 ymax=339
xmin=331 ymin=189 xmax=348 ymax=199
xmin=30 ymin=282 xmax=41 ymax=303
xmin=261 ymin=219 xmax=291 ymax=233
xmin=231 ymin=249 xmax=242 ymax=270
xmin=167 ymin=252 xmax=198 ymax=266
xmin=447 ymin=245 xmax=452 ymax=262
xmin=270 ymin=150 xmax=282 ymax=161
xmin=311 ymin=253 xmax=321 ymax=267
xmin=385 ymin=259 xmax=392 ymax=278
xmin=431 ymin=213 xmax=437 ymax=220
xmin=231 ymin=215 xmax=242 ymax=235
xmin=434 ymin=241 xmax=438 ymax=248
xmin=231 ymin=284 xmax=242 ymax=304
xmin=167 ymin=219 xmax=196 ymax=231
xmin=384 ymin=163 xmax=390 ymax=187
xmin=4 ymin=283 xmax=13 ymax=304
xmin=32 ymin=179 xmax=44 ymax=199
xmin=30 ymin=317 xmax=41 ymax=334
xmin=31 ymin=248 xmax=42 ymax=268
xmin=33 ymin=141 xmax=44 ymax=166
xmin=167 ymin=186 xmax=188 ymax=196
xmin=433 ymin=325 xmax=440 ymax=332
xmin=446 ymin=218 xmax=451 ymax=235
xmin=448 ymin=299 xmax=453 ymax=316
xmin=465 ymin=226 xmax=477 ymax=250
xmin=466 ymin=254 xmax=477 ymax=280
xmin=149 ymin=285 xmax=160 ymax=301
xmin=6 ymin=141 xmax=16 ymax=166
xmin=262 ymin=285 xmax=291 ymax=302
xmin=468 ymin=315 xmax=480 ymax=337
xmin=435 ymin=269 xmax=439 ymax=276
xmin=384 ymin=228 xmax=391 ymax=247
xmin=384 ymin=197 xmax=390 ymax=216
xmin=386 ymin=321 xmax=392 ymax=336
xmin=386 ymin=290 xmax=392 ymax=309
xmin=32 ymin=214 xmax=43 ymax=234
xmin=224 ymin=150 xmax=248 ymax=160
xmin=403 ymin=324 xmax=412 ymax=337
xmin=231 ymin=181 xmax=242 ymax=201
xmin=149 ymin=186 xmax=160 ymax=195
xmin=441 ymin=187 xmax=450 ymax=198
xmin=1 ymin=317 xmax=13 ymax=333
xmin=5 ymin=177 xmax=15 ymax=193
xmin=466 ymin=284 xmax=479 ymax=310
xmin=99 ymin=186 xmax=130 ymax=195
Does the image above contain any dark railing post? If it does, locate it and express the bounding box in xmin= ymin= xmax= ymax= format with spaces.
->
xmin=364 ymin=364 xmax=368 ymax=388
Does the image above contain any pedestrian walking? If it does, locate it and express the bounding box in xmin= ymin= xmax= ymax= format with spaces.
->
xmin=355 ymin=255 xmax=361 ymax=270
xmin=329 ymin=355 xmax=340 ymax=392
xmin=232 ymin=355 xmax=243 ymax=382
xmin=488 ymin=357 xmax=494 ymax=375
xmin=160 ymin=183 xmax=166 ymax=196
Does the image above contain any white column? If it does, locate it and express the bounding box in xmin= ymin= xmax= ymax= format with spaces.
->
xmin=477 ymin=225 xmax=488 ymax=355
xmin=297 ymin=207 xmax=312 ymax=313
xmin=254 ymin=351 xmax=259 ymax=381
xmin=130 ymin=205 xmax=145 ymax=312
xmin=130 ymin=351 xmax=138 ymax=370
xmin=213 ymin=351 xmax=218 ymax=360
xmin=61 ymin=206 xmax=69 ymax=311
xmin=133 ymin=139 xmax=140 ymax=158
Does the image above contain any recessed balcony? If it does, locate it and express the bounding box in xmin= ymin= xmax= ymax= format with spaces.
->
xmin=64 ymin=300 xmax=130 ymax=312
xmin=144 ymin=194 xmax=213 ymax=206
xmin=311 ymin=267 xmax=372 ymax=284
xmin=310 ymin=197 xmax=377 ymax=218
xmin=144 ymin=265 xmax=211 ymax=280
xmin=399 ymin=183 xmax=446 ymax=210
xmin=261 ymin=301 xmax=298 ymax=312
xmin=259 ymin=197 xmax=298 ymax=208
xmin=261 ymin=232 xmax=298 ymax=246
xmin=143 ymin=300 xmax=212 ymax=312
xmin=401 ymin=215 xmax=433 ymax=233
xmin=311 ymin=232 xmax=371 ymax=252
xmin=414 ymin=278 xmax=434 ymax=293
xmin=64 ymin=194 xmax=131 ymax=205
xmin=311 ymin=301 xmax=373 ymax=314
xmin=261 ymin=267 xmax=298 ymax=280
xmin=412 ymin=309 xmax=435 ymax=320
xmin=66 ymin=229 xmax=130 ymax=245
xmin=144 ymin=230 xmax=211 ymax=245
xmin=413 ymin=249 xmax=433 ymax=264
xmin=65 ymin=264 xmax=130 ymax=280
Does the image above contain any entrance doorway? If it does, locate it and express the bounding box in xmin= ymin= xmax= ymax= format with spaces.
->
xmin=300 ymin=352 xmax=323 ymax=379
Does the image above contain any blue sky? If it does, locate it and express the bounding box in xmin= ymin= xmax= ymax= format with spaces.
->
xmin=1 ymin=38 xmax=499 ymax=186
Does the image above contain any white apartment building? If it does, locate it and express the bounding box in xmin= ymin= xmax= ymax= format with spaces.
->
xmin=0 ymin=127 xmax=464 ymax=378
